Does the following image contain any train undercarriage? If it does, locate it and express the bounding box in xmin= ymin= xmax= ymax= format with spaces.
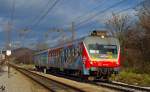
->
xmin=35 ymin=65 xmax=119 ymax=81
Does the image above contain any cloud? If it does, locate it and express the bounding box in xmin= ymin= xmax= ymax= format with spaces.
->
xmin=0 ymin=0 xmax=143 ymax=48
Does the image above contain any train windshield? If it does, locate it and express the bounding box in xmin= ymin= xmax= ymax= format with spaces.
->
xmin=88 ymin=44 xmax=118 ymax=59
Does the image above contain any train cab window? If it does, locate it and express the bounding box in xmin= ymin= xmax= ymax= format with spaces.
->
xmin=88 ymin=44 xmax=118 ymax=59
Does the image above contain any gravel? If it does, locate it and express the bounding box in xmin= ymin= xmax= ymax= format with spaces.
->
xmin=0 ymin=66 xmax=50 ymax=92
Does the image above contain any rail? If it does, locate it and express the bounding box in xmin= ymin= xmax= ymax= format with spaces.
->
xmin=9 ymin=63 xmax=84 ymax=92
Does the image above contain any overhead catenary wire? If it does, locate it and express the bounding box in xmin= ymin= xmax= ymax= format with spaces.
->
xmin=16 ymin=0 xmax=54 ymax=40
xmin=23 ymin=0 xmax=52 ymax=29
xmin=115 ymin=1 xmax=144 ymax=14
xmin=75 ymin=0 xmax=144 ymax=31
xmin=62 ymin=0 xmax=105 ymax=29
xmin=10 ymin=0 xmax=16 ymax=24
xmin=30 ymin=0 xmax=60 ymax=29
xmin=72 ymin=0 xmax=106 ymax=22
xmin=75 ymin=0 xmax=126 ymax=29
xmin=62 ymin=0 xmax=128 ymax=37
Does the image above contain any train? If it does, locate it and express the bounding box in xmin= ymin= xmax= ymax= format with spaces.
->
xmin=34 ymin=30 xmax=120 ymax=80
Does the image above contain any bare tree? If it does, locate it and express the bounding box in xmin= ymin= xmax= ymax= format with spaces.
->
xmin=137 ymin=0 xmax=150 ymax=62
xmin=105 ymin=13 xmax=131 ymax=47
xmin=138 ymin=0 xmax=150 ymax=31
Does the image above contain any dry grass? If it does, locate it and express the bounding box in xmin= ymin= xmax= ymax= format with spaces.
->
xmin=111 ymin=69 xmax=150 ymax=87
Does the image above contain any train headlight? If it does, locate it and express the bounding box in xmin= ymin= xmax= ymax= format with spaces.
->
xmin=101 ymin=35 xmax=105 ymax=38
xmin=90 ymin=61 xmax=93 ymax=65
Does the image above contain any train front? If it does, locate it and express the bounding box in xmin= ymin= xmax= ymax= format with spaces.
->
xmin=82 ymin=31 xmax=120 ymax=79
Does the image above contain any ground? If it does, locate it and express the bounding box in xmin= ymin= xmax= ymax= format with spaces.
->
xmin=0 ymin=65 xmax=50 ymax=92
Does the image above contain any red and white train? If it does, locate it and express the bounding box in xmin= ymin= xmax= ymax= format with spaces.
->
xmin=34 ymin=31 xmax=120 ymax=80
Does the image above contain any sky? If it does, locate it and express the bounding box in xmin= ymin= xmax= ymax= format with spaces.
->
xmin=0 ymin=0 xmax=144 ymax=49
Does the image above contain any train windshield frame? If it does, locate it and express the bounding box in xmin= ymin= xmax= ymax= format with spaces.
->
xmin=88 ymin=44 xmax=118 ymax=59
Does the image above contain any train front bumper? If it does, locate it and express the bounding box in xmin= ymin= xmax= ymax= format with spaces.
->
xmin=89 ymin=60 xmax=120 ymax=68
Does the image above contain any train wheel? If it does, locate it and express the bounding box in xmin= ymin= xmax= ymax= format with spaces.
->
xmin=43 ymin=68 xmax=47 ymax=74
xmin=102 ymin=75 xmax=110 ymax=82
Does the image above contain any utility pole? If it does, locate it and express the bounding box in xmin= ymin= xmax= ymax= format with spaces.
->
xmin=5 ymin=22 xmax=12 ymax=78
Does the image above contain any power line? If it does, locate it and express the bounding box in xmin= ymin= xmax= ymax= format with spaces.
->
xmin=62 ymin=0 xmax=105 ymax=29
xmin=76 ymin=1 xmax=144 ymax=30
xmin=10 ymin=0 xmax=16 ymax=24
xmin=115 ymin=1 xmax=144 ymax=14
xmin=72 ymin=0 xmax=106 ymax=22
xmin=25 ymin=0 xmax=52 ymax=29
xmin=30 ymin=0 xmax=60 ymax=29
xmin=76 ymin=0 xmax=126 ymax=29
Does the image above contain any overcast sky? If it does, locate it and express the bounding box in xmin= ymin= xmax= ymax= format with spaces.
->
xmin=0 ymin=0 xmax=143 ymax=49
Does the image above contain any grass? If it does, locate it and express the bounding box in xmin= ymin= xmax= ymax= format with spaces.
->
xmin=111 ymin=69 xmax=150 ymax=87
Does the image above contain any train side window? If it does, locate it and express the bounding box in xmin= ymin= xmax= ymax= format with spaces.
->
xmin=71 ymin=47 xmax=74 ymax=56
xmin=64 ymin=49 xmax=66 ymax=56
xmin=54 ymin=51 xmax=55 ymax=56
xmin=68 ymin=48 xmax=70 ymax=56
xmin=72 ymin=48 xmax=74 ymax=56
xmin=62 ymin=50 xmax=64 ymax=56
xmin=68 ymin=48 xmax=71 ymax=57
xmin=67 ymin=49 xmax=68 ymax=56
xmin=56 ymin=51 xmax=57 ymax=56
xmin=58 ymin=50 xmax=59 ymax=56
xmin=74 ymin=48 xmax=76 ymax=56
xmin=70 ymin=48 xmax=72 ymax=56
xmin=67 ymin=49 xmax=69 ymax=56
xmin=73 ymin=48 xmax=75 ymax=55
xmin=54 ymin=50 xmax=55 ymax=56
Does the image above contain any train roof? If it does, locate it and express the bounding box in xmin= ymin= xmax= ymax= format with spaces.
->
xmin=34 ymin=35 xmax=119 ymax=55
xmin=49 ymin=35 xmax=118 ymax=49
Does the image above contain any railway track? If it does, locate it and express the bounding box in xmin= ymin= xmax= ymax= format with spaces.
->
xmin=38 ymin=70 xmax=150 ymax=92
xmin=43 ymin=70 xmax=150 ymax=92
xmin=10 ymin=64 xmax=150 ymax=92
xmin=34 ymin=70 xmax=150 ymax=92
xmin=9 ymin=64 xmax=85 ymax=92
xmin=93 ymin=81 xmax=150 ymax=92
